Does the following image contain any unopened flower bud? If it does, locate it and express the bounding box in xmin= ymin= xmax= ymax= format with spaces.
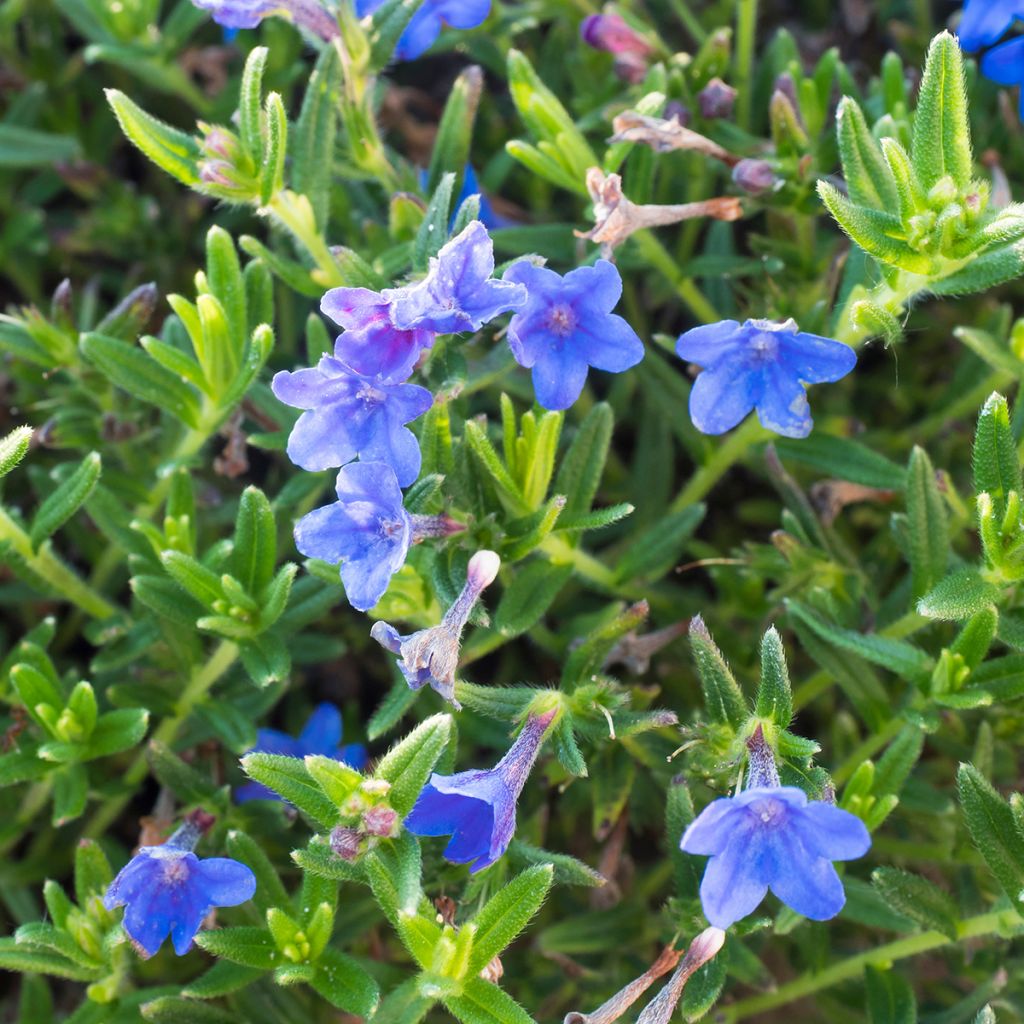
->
xmin=362 ymin=805 xmax=399 ymax=838
xmin=698 ymin=78 xmax=737 ymax=120
xmin=732 ymin=158 xmax=777 ymax=195
xmin=330 ymin=826 xmax=362 ymax=862
xmin=580 ymin=11 xmax=653 ymax=57
xmin=467 ymin=549 xmax=501 ymax=590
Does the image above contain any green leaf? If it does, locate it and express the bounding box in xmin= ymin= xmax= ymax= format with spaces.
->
xmin=427 ymin=65 xmax=484 ymax=196
xmin=957 ymin=762 xmax=1024 ymax=908
xmin=785 ymin=600 xmax=931 ymax=677
xmin=232 ymin=487 xmax=276 ymax=595
xmin=292 ymin=45 xmax=341 ymax=229
xmin=508 ymin=840 xmax=605 ymax=888
xmin=238 ymin=46 xmax=268 ymax=161
xmin=679 ymin=950 xmax=727 ymax=1021
xmin=309 ymin=948 xmax=380 ymax=1016
xmin=0 ymin=937 xmax=100 ymax=982
xmin=755 ymin=626 xmax=793 ymax=729
xmin=52 ymin=764 xmax=88 ymax=825
xmin=193 ymin=927 xmax=276 ymax=970
xmin=973 ymin=393 xmax=1021 ymax=521
xmin=870 ymin=868 xmax=959 ymax=939
xmin=688 ymin=615 xmax=748 ymax=730
xmin=469 ymin=864 xmax=552 ymax=972
xmin=183 ymin=961 xmax=265 ymax=1000
xmin=911 ymin=32 xmax=972 ymax=190
xmin=259 ymin=93 xmax=287 ymax=206
xmin=364 ymin=832 xmax=424 ymax=927
xmin=865 ymin=965 xmax=917 ymax=1024
xmin=837 ymin=97 xmax=899 ymax=210
xmin=917 ymin=568 xmax=1001 ymax=621
xmin=225 ymin=830 xmax=290 ymax=915
xmin=774 ymin=434 xmax=906 ymax=490
xmin=74 ymin=839 xmax=112 ymax=905
xmin=239 ymin=754 xmax=339 ymax=828
xmin=445 ymin=977 xmax=536 ymax=1024
xmin=0 ymin=426 xmax=33 ymax=480
xmin=494 ymin=562 xmax=572 ymax=638
xmin=0 ymin=125 xmax=80 ymax=168
xmin=160 ymin=551 xmax=224 ymax=609
xmin=105 ymin=90 xmax=201 ymax=187
xmin=905 ymin=446 xmax=949 ymax=599
xmin=14 ymin=923 xmax=102 ymax=971
xmin=80 ymin=333 xmax=200 ymax=427
xmin=374 ymin=713 xmax=453 ymax=815
xmin=414 ymin=172 xmax=457 ymax=270
xmin=304 ymin=754 xmax=363 ymax=807
xmin=612 ymin=505 xmax=704 ymax=584
xmin=30 ymin=453 xmax=102 ymax=550
xmin=83 ymin=707 xmax=149 ymax=759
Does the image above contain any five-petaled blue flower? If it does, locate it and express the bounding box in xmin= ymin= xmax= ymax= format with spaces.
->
xmin=680 ymin=785 xmax=870 ymax=928
xmin=956 ymin=0 xmax=1024 ymax=51
xmin=354 ymin=0 xmax=490 ymax=61
xmin=236 ymin=703 xmax=367 ymax=803
xmin=502 ymin=259 xmax=645 ymax=411
xmin=293 ymin=462 xmax=413 ymax=612
xmin=320 ymin=287 xmax=435 ymax=383
xmin=978 ymin=37 xmax=1024 ymax=119
xmin=404 ymin=709 xmax=555 ymax=871
xmin=389 ymin=221 xmax=527 ymax=335
xmin=104 ymin=816 xmax=256 ymax=957
xmin=676 ymin=318 xmax=856 ymax=438
xmin=271 ymin=359 xmax=432 ymax=486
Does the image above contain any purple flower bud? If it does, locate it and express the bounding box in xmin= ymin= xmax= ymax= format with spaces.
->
xmin=731 ymin=158 xmax=776 ymax=195
xmin=580 ymin=12 xmax=653 ymax=57
xmin=697 ymin=78 xmax=737 ymax=120
xmin=663 ymin=101 xmax=692 ymax=127
xmin=199 ymin=160 xmax=235 ymax=187
xmin=370 ymin=550 xmax=501 ymax=708
xmin=330 ymin=826 xmax=363 ymax=862
xmin=362 ymin=805 xmax=400 ymax=838
xmin=103 ymin=813 xmax=256 ymax=958
xmin=191 ymin=0 xmax=339 ymax=40
xmin=404 ymin=709 xmax=557 ymax=871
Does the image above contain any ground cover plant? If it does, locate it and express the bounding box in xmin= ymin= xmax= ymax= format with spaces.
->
xmin=1 ymin=0 xmax=1023 ymax=1020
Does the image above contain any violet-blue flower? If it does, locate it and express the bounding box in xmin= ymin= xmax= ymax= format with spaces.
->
xmin=271 ymin=359 xmax=432 ymax=486
xmin=679 ymin=729 xmax=870 ymax=929
xmin=502 ymin=259 xmax=645 ymax=411
xmin=371 ymin=549 xmax=500 ymax=708
xmin=956 ymin=0 xmax=1024 ymax=52
xmin=404 ymin=708 xmax=556 ymax=872
xmin=192 ymin=0 xmax=338 ymax=38
xmin=676 ymin=318 xmax=856 ymax=439
xmin=354 ymin=0 xmax=490 ymax=61
xmin=418 ymin=165 xmax=507 ymax=231
xmin=320 ymin=287 xmax=435 ymax=383
xmin=236 ymin=703 xmax=367 ymax=803
xmin=388 ymin=222 xmax=527 ymax=335
xmin=103 ymin=812 xmax=256 ymax=957
xmin=979 ymin=37 xmax=1024 ymax=119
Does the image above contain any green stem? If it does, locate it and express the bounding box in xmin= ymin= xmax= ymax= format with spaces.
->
xmin=719 ymin=909 xmax=1021 ymax=1022
xmin=734 ymin=0 xmax=759 ymax=132
xmin=83 ymin=639 xmax=240 ymax=838
xmin=266 ymin=190 xmax=345 ymax=287
xmin=831 ymin=716 xmax=904 ymax=786
xmin=0 ymin=508 xmax=117 ymax=620
xmin=632 ymin=231 xmax=720 ymax=325
xmin=670 ymin=419 xmax=771 ymax=512
xmin=0 ymin=780 xmax=52 ymax=857
xmin=664 ymin=0 xmax=706 ymax=44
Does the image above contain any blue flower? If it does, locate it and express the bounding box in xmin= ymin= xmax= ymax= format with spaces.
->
xmin=320 ymin=287 xmax=435 ymax=383
xmin=502 ymin=259 xmax=645 ymax=411
xmin=956 ymin=0 xmax=1024 ymax=51
xmin=354 ymin=0 xmax=490 ymax=61
xmin=979 ymin=37 xmax=1024 ymax=118
xmin=680 ymin=785 xmax=870 ymax=928
xmin=418 ymin=165 xmax=507 ymax=231
xmin=675 ymin=318 xmax=856 ymax=438
xmin=103 ymin=815 xmax=256 ymax=957
xmin=271 ymin=359 xmax=432 ymax=486
xmin=192 ymin=0 xmax=337 ymax=37
xmin=371 ymin=550 xmax=500 ymax=708
xmin=388 ymin=222 xmax=527 ymax=335
xmin=236 ymin=703 xmax=367 ymax=803
xmin=404 ymin=709 xmax=555 ymax=871
xmin=293 ymin=462 xmax=412 ymax=612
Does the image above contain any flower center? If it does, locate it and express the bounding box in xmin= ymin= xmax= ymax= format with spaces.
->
xmin=748 ymin=332 xmax=779 ymax=364
xmin=161 ymin=855 xmax=191 ymax=884
xmin=749 ymin=797 xmax=785 ymax=826
xmin=379 ymin=517 xmax=404 ymax=539
xmin=546 ymin=304 xmax=577 ymax=338
xmin=356 ymin=382 xmax=386 ymax=406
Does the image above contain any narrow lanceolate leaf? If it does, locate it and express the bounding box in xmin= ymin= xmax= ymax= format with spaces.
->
xmin=0 ymin=426 xmax=33 ymax=480
xmin=973 ymin=394 xmax=1022 ymax=519
xmin=755 ymin=627 xmax=793 ymax=729
xmin=259 ymin=93 xmax=288 ymax=206
xmin=292 ymin=44 xmax=341 ymax=229
xmin=865 ymin=965 xmax=917 ymax=1024
xmin=239 ymin=754 xmax=339 ymax=828
xmin=444 ymin=977 xmax=536 ymax=1024
xmin=918 ymin=568 xmax=1002 ymax=621
xmin=494 ymin=562 xmax=572 ymax=637
xmin=309 ymin=948 xmax=380 ymax=1017
xmin=871 ymin=867 xmax=959 ymax=939
xmin=105 ymin=90 xmax=201 ymax=187
xmin=957 ymin=762 xmax=1024 ymax=909
xmin=612 ymin=505 xmax=704 ymax=584
xmin=238 ymin=47 xmax=268 ymax=161
xmin=374 ymin=714 xmax=453 ymax=815
xmin=193 ymin=927 xmax=277 ymax=970
xmin=29 ymin=453 xmax=102 ymax=550
xmin=232 ymin=487 xmax=276 ymax=595
xmin=468 ymin=864 xmax=553 ymax=973
xmin=427 ymin=65 xmax=484 ymax=195
xmin=905 ymin=446 xmax=948 ymax=599
xmin=689 ymin=615 xmax=748 ymax=730
xmin=911 ymin=32 xmax=972 ymax=190
xmin=817 ymin=183 xmax=931 ymax=272
xmin=837 ymin=97 xmax=899 ymax=210
xmin=414 ymin=172 xmax=457 ymax=270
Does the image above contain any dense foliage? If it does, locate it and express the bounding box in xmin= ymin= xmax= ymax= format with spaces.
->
xmin=1 ymin=0 xmax=1023 ymax=1021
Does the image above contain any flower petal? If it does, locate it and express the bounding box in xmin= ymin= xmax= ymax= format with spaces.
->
xmin=530 ymin=349 xmax=591 ymax=411
xmin=194 ymin=858 xmax=258 ymax=907
xmin=299 ymin=704 xmax=343 ymax=754
xmin=699 ymin=835 xmax=769 ymax=928
xmin=767 ymin=829 xmax=847 ymax=921
xmin=680 ymin=797 xmax=744 ymax=856
xmin=675 ymin=320 xmax=744 ymax=365
xmin=575 ymin=313 xmax=645 ymax=373
xmin=689 ymin=362 xmax=761 ymax=435
xmin=798 ymin=803 xmax=872 ymax=861
xmin=286 ymin=409 xmax=358 ymax=472
xmin=754 ymin=364 xmax=812 ymax=439
xmin=981 ymin=35 xmax=1024 ymax=86
xmin=777 ymin=332 xmax=857 ymax=384
xmin=959 ymin=0 xmax=1024 ymax=51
